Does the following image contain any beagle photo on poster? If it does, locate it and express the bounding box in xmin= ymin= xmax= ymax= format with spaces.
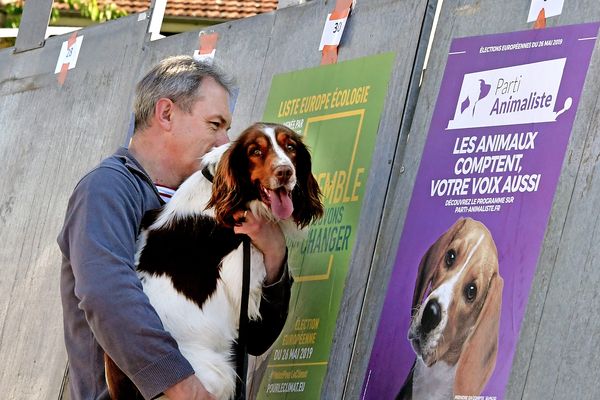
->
xmin=397 ymin=217 xmax=504 ymax=400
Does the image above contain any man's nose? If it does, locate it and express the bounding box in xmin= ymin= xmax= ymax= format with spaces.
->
xmin=216 ymin=130 xmax=229 ymax=146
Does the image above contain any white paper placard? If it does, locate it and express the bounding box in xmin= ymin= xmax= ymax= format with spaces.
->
xmin=193 ymin=49 xmax=216 ymax=64
xmin=54 ymin=35 xmax=84 ymax=74
xmin=319 ymin=12 xmax=349 ymax=51
xmin=527 ymin=0 xmax=564 ymax=22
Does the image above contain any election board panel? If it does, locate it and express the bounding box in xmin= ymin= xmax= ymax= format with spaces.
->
xmin=363 ymin=23 xmax=599 ymax=400
xmin=254 ymin=53 xmax=394 ymax=399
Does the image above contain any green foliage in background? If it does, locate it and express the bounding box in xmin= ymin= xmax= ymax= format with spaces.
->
xmin=1 ymin=2 xmax=23 ymax=28
xmin=60 ymin=0 xmax=128 ymax=23
xmin=1 ymin=0 xmax=127 ymax=28
xmin=0 ymin=0 xmax=127 ymax=48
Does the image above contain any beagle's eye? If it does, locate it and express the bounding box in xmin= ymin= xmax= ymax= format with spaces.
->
xmin=445 ymin=249 xmax=456 ymax=267
xmin=464 ymin=282 xmax=477 ymax=302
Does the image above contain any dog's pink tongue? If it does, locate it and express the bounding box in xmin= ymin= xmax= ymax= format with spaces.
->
xmin=269 ymin=188 xmax=293 ymax=219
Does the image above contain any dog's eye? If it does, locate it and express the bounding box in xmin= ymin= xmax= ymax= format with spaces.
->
xmin=464 ymin=282 xmax=477 ymax=302
xmin=249 ymin=147 xmax=262 ymax=157
xmin=445 ymin=249 xmax=456 ymax=267
xmin=286 ymin=143 xmax=296 ymax=152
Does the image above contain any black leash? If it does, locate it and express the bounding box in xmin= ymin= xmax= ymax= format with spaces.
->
xmin=235 ymin=237 xmax=251 ymax=400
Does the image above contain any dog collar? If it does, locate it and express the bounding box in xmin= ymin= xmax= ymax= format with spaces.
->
xmin=202 ymin=166 xmax=214 ymax=183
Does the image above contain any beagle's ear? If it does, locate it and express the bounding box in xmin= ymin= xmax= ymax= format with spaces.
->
xmin=412 ymin=244 xmax=436 ymax=315
xmin=454 ymin=273 xmax=504 ymax=395
xmin=412 ymin=218 xmax=466 ymax=314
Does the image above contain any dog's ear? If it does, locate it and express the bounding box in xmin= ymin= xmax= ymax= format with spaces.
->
xmin=207 ymin=141 xmax=250 ymax=227
xmin=412 ymin=244 xmax=436 ymax=315
xmin=292 ymin=141 xmax=324 ymax=228
xmin=454 ymin=273 xmax=503 ymax=395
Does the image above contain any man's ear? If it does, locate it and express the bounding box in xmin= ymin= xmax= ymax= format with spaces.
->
xmin=155 ymin=98 xmax=175 ymax=130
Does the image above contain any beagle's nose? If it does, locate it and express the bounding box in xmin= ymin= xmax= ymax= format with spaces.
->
xmin=421 ymin=299 xmax=442 ymax=335
xmin=275 ymin=165 xmax=293 ymax=184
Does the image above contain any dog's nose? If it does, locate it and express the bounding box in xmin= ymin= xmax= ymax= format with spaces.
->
xmin=275 ymin=165 xmax=293 ymax=184
xmin=421 ymin=299 xmax=442 ymax=335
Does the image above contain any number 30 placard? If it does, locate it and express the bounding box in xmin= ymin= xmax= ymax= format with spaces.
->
xmin=319 ymin=11 xmax=349 ymax=51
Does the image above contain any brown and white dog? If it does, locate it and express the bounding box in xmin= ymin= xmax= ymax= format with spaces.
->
xmin=105 ymin=123 xmax=323 ymax=399
xmin=397 ymin=217 xmax=503 ymax=400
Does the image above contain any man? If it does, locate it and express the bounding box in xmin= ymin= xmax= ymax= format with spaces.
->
xmin=58 ymin=56 xmax=292 ymax=400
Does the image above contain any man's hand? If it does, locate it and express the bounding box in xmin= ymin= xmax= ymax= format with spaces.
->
xmin=164 ymin=375 xmax=216 ymax=400
xmin=233 ymin=210 xmax=286 ymax=284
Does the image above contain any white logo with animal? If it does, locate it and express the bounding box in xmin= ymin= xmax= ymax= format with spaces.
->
xmin=447 ymin=59 xmax=571 ymax=130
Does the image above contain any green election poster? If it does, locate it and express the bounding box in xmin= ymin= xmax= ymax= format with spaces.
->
xmin=255 ymin=52 xmax=395 ymax=399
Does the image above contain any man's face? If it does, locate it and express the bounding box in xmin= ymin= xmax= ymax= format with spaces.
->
xmin=170 ymin=77 xmax=231 ymax=182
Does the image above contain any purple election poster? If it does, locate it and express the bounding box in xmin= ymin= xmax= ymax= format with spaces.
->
xmin=362 ymin=23 xmax=599 ymax=400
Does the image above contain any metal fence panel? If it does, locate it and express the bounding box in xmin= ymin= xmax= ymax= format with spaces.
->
xmin=0 ymin=13 xmax=148 ymax=396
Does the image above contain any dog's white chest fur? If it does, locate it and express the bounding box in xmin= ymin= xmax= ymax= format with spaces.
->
xmin=412 ymin=358 xmax=456 ymax=400
xmin=138 ymin=241 xmax=266 ymax=400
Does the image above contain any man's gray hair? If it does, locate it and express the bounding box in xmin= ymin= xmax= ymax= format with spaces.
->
xmin=133 ymin=55 xmax=233 ymax=132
